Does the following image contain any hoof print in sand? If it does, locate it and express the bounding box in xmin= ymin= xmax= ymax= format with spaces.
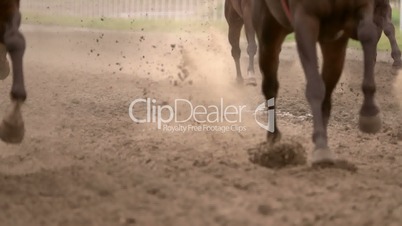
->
xmin=248 ymin=140 xmax=307 ymax=169
xmin=312 ymin=159 xmax=358 ymax=172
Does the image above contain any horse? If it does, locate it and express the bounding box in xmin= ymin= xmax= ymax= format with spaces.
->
xmin=225 ymin=0 xmax=258 ymax=86
xmin=374 ymin=0 xmax=401 ymax=68
xmin=252 ymin=0 xmax=382 ymax=166
xmin=0 ymin=0 xmax=26 ymax=144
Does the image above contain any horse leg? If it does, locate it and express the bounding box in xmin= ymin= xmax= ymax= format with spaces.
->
xmin=0 ymin=43 xmax=10 ymax=80
xmin=315 ymin=37 xmax=348 ymax=164
xmin=225 ymin=1 xmax=244 ymax=84
xmin=253 ymin=0 xmax=287 ymax=144
xmin=383 ymin=4 xmax=402 ymax=68
xmin=0 ymin=9 xmax=26 ymax=144
xmin=294 ymin=9 xmax=330 ymax=156
xmin=357 ymin=7 xmax=382 ymax=134
xmin=243 ymin=5 xmax=258 ymax=86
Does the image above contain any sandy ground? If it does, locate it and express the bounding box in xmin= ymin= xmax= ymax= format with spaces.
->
xmin=0 ymin=24 xmax=401 ymax=226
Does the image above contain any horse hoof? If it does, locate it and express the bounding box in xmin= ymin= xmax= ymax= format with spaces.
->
xmin=359 ymin=115 xmax=382 ymax=134
xmin=245 ymin=77 xmax=257 ymax=86
xmin=0 ymin=119 xmax=25 ymax=144
xmin=311 ymin=148 xmax=336 ymax=167
xmin=392 ymin=61 xmax=402 ymax=69
xmin=0 ymin=58 xmax=10 ymax=80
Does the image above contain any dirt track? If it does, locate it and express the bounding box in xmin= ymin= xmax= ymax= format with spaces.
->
xmin=0 ymin=24 xmax=401 ymax=226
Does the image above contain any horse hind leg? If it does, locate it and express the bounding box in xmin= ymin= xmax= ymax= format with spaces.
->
xmin=243 ymin=6 xmax=258 ymax=86
xmin=383 ymin=5 xmax=402 ymax=68
xmin=225 ymin=3 xmax=244 ymax=84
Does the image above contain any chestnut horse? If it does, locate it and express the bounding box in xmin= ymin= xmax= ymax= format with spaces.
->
xmin=374 ymin=0 xmax=401 ymax=68
xmin=0 ymin=0 xmax=26 ymax=144
xmin=252 ymin=0 xmax=382 ymax=166
xmin=225 ymin=0 xmax=258 ymax=86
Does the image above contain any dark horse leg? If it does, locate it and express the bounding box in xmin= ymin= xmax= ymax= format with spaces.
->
xmin=225 ymin=0 xmax=244 ymax=84
xmin=293 ymin=7 xmax=329 ymax=153
xmin=314 ymin=37 xmax=348 ymax=163
xmin=242 ymin=2 xmax=258 ymax=86
xmin=0 ymin=4 xmax=26 ymax=144
xmin=252 ymin=0 xmax=287 ymax=144
xmin=357 ymin=8 xmax=382 ymax=134
xmin=294 ymin=4 xmax=380 ymax=164
xmin=382 ymin=2 xmax=402 ymax=68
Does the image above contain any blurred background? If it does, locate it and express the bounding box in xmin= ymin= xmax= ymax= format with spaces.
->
xmin=19 ymin=0 xmax=402 ymax=51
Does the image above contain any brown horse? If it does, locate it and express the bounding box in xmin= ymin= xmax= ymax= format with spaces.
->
xmin=374 ymin=0 xmax=401 ymax=68
xmin=0 ymin=0 xmax=26 ymax=144
xmin=253 ymin=0 xmax=382 ymax=166
xmin=225 ymin=0 xmax=258 ymax=86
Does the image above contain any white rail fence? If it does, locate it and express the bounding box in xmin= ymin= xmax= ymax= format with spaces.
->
xmin=21 ymin=0 xmax=226 ymax=20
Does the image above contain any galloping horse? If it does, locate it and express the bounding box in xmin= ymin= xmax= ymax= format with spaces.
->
xmin=253 ymin=0 xmax=382 ymax=165
xmin=0 ymin=0 xmax=27 ymax=144
xmin=374 ymin=0 xmax=401 ymax=68
xmin=225 ymin=0 xmax=258 ymax=86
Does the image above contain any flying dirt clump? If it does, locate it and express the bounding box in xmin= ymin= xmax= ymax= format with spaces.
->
xmin=247 ymin=139 xmax=307 ymax=169
xmin=170 ymin=45 xmax=193 ymax=86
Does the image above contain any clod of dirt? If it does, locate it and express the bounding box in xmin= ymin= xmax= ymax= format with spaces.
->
xmin=119 ymin=217 xmax=136 ymax=225
xmin=257 ymin=204 xmax=273 ymax=216
xmin=247 ymin=139 xmax=307 ymax=169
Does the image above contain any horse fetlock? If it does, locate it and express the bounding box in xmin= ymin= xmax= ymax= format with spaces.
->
xmin=11 ymin=86 xmax=27 ymax=101
xmin=391 ymin=50 xmax=402 ymax=67
xmin=359 ymin=114 xmax=382 ymax=134
xmin=313 ymin=134 xmax=328 ymax=149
